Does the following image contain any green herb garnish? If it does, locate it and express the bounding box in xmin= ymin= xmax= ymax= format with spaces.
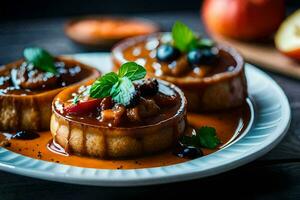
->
xmin=72 ymin=95 xmax=80 ymax=104
xmin=172 ymin=21 xmax=196 ymax=52
xmin=89 ymin=72 xmax=119 ymax=98
xmin=118 ymin=62 xmax=147 ymax=81
xmin=110 ymin=76 xmax=136 ymax=106
xmin=89 ymin=62 xmax=146 ymax=106
xmin=23 ymin=47 xmax=57 ymax=74
xmin=172 ymin=21 xmax=214 ymax=52
xmin=180 ymin=126 xmax=221 ymax=149
xmin=198 ymin=127 xmax=221 ymax=149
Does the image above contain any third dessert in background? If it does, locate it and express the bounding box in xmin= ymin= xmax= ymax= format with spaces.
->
xmin=112 ymin=21 xmax=247 ymax=112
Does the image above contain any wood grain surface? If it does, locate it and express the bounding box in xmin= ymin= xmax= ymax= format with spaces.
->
xmin=212 ymin=34 xmax=300 ymax=80
xmin=0 ymin=12 xmax=299 ymax=200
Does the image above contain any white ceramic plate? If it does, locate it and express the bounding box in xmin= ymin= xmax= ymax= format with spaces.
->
xmin=0 ymin=53 xmax=291 ymax=186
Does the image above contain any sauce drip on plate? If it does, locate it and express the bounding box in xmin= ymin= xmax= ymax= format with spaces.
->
xmin=1 ymin=103 xmax=251 ymax=169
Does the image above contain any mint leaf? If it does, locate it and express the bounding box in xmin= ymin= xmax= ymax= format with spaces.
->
xmin=23 ymin=47 xmax=57 ymax=74
xmin=110 ymin=77 xmax=135 ymax=106
xmin=179 ymin=126 xmax=220 ymax=149
xmin=172 ymin=21 xmax=196 ymax=52
xmin=89 ymin=62 xmax=146 ymax=106
xmin=197 ymin=127 xmax=220 ymax=149
xmin=73 ymin=95 xmax=80 ymax=104
xmin=89 ymin=72 xmax=119 ymax=98
xmin=118 ymin=62 xmax=146 ymax=81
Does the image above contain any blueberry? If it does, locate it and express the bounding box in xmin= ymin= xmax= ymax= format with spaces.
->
xmin=187 ymin=48 xmax=218 ymax=65
xmin=11 ymin=131 xmax=40 ymax=140
xmin=156 ymin=44 xmax=180 ymax=62
xmin=174 ymin=144 xmax=203 ymax=159
xmin=187 ymin=49 xmax=203 ymax=65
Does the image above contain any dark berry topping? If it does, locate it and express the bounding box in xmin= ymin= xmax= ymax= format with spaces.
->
xmin=187 ymin=48 xmax=218 ymax=65
xmin=135 ymin=78 xmax=159 ymax=97
xmin=156 ymin=44 xmax=180 ymax=62
xmin=11 ymin=131 xmax=40 ymax=140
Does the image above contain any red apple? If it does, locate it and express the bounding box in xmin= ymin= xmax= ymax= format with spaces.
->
xmin=275 ymin=9 xmax=300 ymax=60
xmin=202 ymin=0 xmax=285 ymax=40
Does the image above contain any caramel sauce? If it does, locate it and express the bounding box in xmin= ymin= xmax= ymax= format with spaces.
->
xmin=0 ymin=59 xmax=96 ymax=95
xmin=1 ymin=103 xmax=250 ymax=169
xmin=121 ymin=34 xmax=237 ymax=78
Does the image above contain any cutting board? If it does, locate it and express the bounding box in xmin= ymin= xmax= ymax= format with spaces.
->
xmin=212 ymin=34 xmax=300 ymax=79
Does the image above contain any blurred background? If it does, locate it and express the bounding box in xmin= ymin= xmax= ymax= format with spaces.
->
xmin=1 ymin=0 xmax=300 ymax=79
xmin=1 ymin=0 xmax=300 ymax=20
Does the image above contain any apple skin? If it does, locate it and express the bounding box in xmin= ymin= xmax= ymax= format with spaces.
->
xmin=282 ymin=49 xmax=300 ymax=60
xmin=275 ymin=9 xmax=300 ymax=61
xmin=202 ymin=0 xmax=285 ymax=40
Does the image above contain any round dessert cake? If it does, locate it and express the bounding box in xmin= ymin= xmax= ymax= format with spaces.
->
xmin=112 ymin=32 xmax=247 ymax=112
xmin=50 ymin=78 xmax=187 ymax=158
xmin=0 ymin=56 xmax=99 ymax=131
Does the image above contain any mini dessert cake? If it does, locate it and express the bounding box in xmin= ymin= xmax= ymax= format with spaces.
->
xmin=50 ymin=62 xmax=187 ymax=158
xmin=112 ymin=21 xmax=247 ymax=112
xmin=0 ymin=47 xmax=99 ymax=131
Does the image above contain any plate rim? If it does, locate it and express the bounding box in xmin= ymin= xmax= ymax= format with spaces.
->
xmin=0 ymin=54 xmax=291 ymax=186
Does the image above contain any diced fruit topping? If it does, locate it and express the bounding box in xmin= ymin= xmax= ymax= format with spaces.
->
xmin=99 ymin=104 xmax=126 ymax=126
xmin=126 ymin=98 xmax=160 ymax=122
xmin=99 ymin=97 xmax=114 ymax=110
xmin=64 ymin=99 xmax=102 ymax=115
xmin=60 ymin=62 xmax=178 ymax=127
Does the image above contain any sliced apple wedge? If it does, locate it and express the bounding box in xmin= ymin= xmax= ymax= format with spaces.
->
xmin=275 ymin=9 xmax=300 ymax=60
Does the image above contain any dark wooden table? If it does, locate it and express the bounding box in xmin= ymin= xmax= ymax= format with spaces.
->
xmin=0 ymin=12 xmax=300 ymax=200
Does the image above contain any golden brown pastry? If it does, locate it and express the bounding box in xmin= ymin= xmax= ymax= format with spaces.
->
xmin=51 ymin=62 xmax=187 ymax=158
xmin=0 ymin=49 xmax=99 ymax=131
